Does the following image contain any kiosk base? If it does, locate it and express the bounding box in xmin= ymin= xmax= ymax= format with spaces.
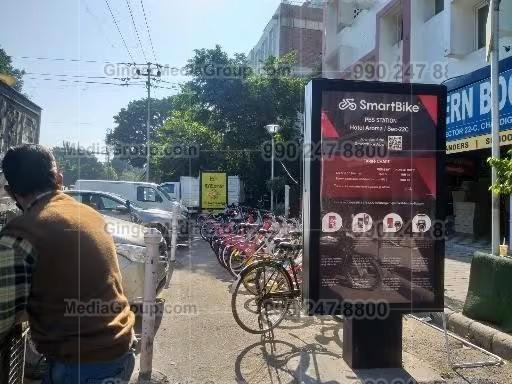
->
xmin=343 ymin=312 xmax=403 ymax=369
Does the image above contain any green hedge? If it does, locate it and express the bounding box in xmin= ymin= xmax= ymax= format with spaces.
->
xmin=463 ymin=251 xmax=512 ymax=332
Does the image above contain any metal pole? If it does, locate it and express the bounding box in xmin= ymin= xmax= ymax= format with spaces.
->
xmin=284 ymin=184 xmax=290 ymax=218
xmin=146 ymin=63 xmax=151 ymax=183
xmin=170 ymin=204 xmax=178 ymax=262
xmin=271 ymin=133 xmax=275 ymax=212
xmin=139 ymin=227 xmax=161 ymax=382
xmin=491 ymin=0 xmax=501 ymax=254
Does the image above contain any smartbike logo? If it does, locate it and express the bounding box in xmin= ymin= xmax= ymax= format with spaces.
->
xmin=338 ymin=98 xmax=421 ymax=113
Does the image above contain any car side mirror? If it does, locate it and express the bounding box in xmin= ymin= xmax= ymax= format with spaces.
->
xmin=116 ymin=205 xmax=130 ymax=213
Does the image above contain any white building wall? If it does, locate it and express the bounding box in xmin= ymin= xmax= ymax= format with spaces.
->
xmin=324 ymin=0 xmax=512 ymax=84
xmin=324 ymin=0 xmax=389 ymax=75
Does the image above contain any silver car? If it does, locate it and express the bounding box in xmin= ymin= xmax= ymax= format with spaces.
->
xmin=104 ymin=214 xmax=169 ymax=303
xmin=65 ymin=190 xmax=188 ymax=246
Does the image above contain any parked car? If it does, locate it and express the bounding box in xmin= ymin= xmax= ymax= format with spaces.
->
xmin=104 ymin=214 xmax=169 ymax=303
xmin=74 ymin=179 xmax=188 ymax=216
xmin=65 ymin=190 xmax=189 ymax=246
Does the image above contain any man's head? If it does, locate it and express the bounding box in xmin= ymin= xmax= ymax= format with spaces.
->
xmin=2 ymin=144 xmax=63 ymax=209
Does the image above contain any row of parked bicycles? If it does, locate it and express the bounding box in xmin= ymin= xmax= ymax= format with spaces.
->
xmin=199 ymin=206 xmax=303 ymax=334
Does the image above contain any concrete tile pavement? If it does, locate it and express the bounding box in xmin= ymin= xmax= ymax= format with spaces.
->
xmin=443 ymin=239 xmax=485 ymax=311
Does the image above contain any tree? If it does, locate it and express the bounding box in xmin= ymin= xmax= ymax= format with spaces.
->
xmin=53 ymin=144 xmax=115 ymax=186
xmin=152 ymin=46 xmax=308 ymax=202
xmin=106 ymin=96 xmax=175 ymax=167
xmin=0 ymin=46 xmax=25 ymax=92
xmin=489 ymin=151 xmax=512 ymax=195
xmin=152 ymin=109 xmax=222 ymax=181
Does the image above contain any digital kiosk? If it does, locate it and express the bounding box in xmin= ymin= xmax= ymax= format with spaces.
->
xmin=302 ymin=79 xmax=447 ymax=369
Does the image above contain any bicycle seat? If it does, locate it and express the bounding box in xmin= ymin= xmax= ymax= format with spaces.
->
xmin=258 ymin=229 xmax=269 ymax=234
xmin=277 ymin=242 xmax=302 ymax=251
xmin=289 ymin=230 xmax=302 ymax=238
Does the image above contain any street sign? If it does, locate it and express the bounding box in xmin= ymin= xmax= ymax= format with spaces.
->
xmin=302 ymin=79 xmax=447 ymax=368
xmin=200 ymin=171 xmax=227 ymax=211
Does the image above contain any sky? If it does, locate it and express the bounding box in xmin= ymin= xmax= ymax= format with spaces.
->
xmin=0 ymin=0 xmax=282 ymax=153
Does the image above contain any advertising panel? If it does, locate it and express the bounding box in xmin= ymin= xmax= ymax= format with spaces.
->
xmin=446 ymin=56 xmax=512 ymax=154
xmin=200 ymin=172 xmax=227 ymax=211
xmin=303 ymin=79 xmax=446 ymax=314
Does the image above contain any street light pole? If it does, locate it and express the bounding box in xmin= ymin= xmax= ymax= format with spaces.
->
xmin=491 ymin=0 xmax=501 ymax=254
xmin=265 ymin=124 xmax=281 ymax=212
xmin=271 ymin=133 xmax=275 ymax=212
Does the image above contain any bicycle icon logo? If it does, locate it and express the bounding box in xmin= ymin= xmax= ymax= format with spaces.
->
xmin=338 ymin=98 xmax=357 ymax=111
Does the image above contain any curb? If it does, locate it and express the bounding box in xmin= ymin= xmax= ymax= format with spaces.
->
xmin=429 ymin=309 xmax=512 ymax=360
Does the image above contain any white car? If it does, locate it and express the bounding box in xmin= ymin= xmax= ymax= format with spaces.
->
xmin=104 ymin=214 xmax=169 ymax=303
xmin=65 ymin=190 xmax=189 ymax=246
xmin=74 ymin=179 xmax=189 ymax=216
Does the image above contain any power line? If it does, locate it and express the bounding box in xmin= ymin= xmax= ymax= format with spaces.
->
xmin=140 ymin=0 xmax=158 ymax=63
xmin=24 ymin=77 xmax=144 ymax=87
xmin=125 ymin=0 xmax=147 ymax=62
xmin=10 ymin=55 xmax=132 ymax=65
xmin=24 ymin=72 xmax=135 ymax=81
xmin=82 ymin=0 xmax=117 ymax=49
xmin=104 ymin=0 xmax=136 ymax=64
xmin=152 ymin=84 xmax=179 ymax=90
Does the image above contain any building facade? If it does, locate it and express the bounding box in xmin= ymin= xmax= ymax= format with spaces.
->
xmin=323 ymin=0 xmax=511 ymax=82
xmin=323 ymin=0 xmax=512 ymax=240
xmin=248 ymin=0 xmax=324 ymax=75
xmin=0 ymin=81 xmax=41 ymax=154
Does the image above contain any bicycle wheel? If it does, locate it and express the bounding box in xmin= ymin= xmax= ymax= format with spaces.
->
xmin=222 ymin=244 xmax=234 ymax=270
xmin=231 ymin=261 xmax=293 ymax=334
xmin=200 ymin=222 xmax=212 ymax=241
xmin=228 ymin=248 xmax=247 ymax=277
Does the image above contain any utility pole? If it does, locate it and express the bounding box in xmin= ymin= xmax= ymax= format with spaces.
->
xmin=137 ymin=63 xmax=161 ymax=183
xmin=491 ymin=0 xmax=501 ymax=254
xmin=146 ymin=63 xmax=151 ymax=183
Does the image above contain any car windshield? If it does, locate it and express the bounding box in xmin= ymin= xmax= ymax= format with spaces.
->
xmin=157 ymin=186 xmax=172 ymax=201
xmin=104 ymin=192 xmax=143 ymax=210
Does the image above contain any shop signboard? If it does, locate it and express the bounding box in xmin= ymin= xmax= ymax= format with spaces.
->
xmin=446 ymin=56 xmax=512 ymax=154
xmin=303 ymin=79 xmax=446 ymax=315
xmin=200 ymin=171 xmax=227 ymax=211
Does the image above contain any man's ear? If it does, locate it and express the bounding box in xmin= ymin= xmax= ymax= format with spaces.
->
xmin=56 ymin=172 xmax=64 ymax=189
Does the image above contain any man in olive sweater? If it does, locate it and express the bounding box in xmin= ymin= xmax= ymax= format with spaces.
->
xmin=0 ymin=144 xmax=135 ymax=383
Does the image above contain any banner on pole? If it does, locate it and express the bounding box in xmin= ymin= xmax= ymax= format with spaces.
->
xmin=200 ymin=171 xmax=227 ymax=211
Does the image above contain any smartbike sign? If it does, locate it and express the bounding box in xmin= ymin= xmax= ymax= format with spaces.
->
xmin=302 ymin=79 xmax=446 ymax=315
xmin=446 ymin=56 xmax=512 ymax=154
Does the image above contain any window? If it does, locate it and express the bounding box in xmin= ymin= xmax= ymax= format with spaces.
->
xmin=98 ymin=196 xmax=121 ymax=210
xmin=391 ymin=13 xmax=403 ymax=45
xmin=157 ymin=186 xmax=171 ymax=200
xmin=434 ymin=0 xmax=444 ymax=15
xmin=137 ymin=186 xmax=157 ymax=202
xmin=476 ymin=3 xmax=489 ymax=50
xmin=162 ymin=184 xmax=175 ymax=194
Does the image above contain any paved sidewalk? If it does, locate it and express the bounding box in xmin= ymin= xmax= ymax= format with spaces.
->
xmin=444 ymin=238 xmax=489 ymax=311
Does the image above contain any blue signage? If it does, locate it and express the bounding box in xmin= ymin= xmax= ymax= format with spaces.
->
xmin=446 ymin=56 xmax=512 ymax=142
